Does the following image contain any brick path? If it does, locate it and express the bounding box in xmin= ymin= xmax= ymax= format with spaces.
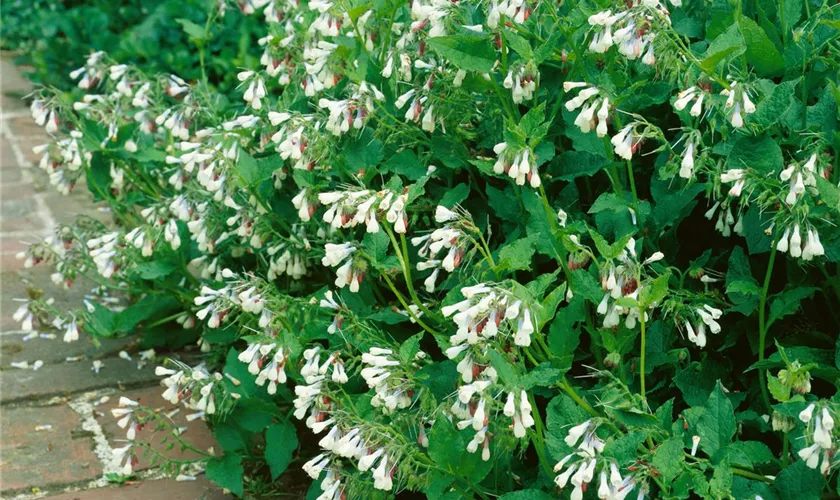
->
xmin=0 ymin=55 xmax=228 ymax=500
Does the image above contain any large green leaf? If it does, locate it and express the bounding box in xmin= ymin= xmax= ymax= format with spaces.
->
xmin=426 ymin=35 xmax=496 ymax=73
xmin=265 ymin=421 xmax=299 ymax=479
xmin=205 ymin=454 xmax=244 ymax=496
xmin=696 ymin=381 xmax=736 ymax=458
xmin=652 ymin=437 xmax=685 ymax=482
xmin=773 ymin=460 xmax=824 ymax=500
xmin=739 ymin=17 xmax=784 ymax=76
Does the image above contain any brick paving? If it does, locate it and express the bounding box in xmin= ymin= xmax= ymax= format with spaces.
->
xmin=0 ymin=54 xmax=228 ymax=499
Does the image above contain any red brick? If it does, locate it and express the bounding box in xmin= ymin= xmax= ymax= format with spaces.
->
xmin=96 ymin=386 xmax=219 ymax=471
xmin=44 ymin=477 xmax=231 ymax=500
xmin=0 ymin=239 xmax=38 ymax=272
xmin=0 ymin=405 xmax=101 ymax=492
xmin=1 ymin=138 xmax=19 ymax=169
xmin=0 ymin=195 xmax=50 ymax=232
xmin=0 ymin=93 xmax=29 ymax=114
xmin=1 ymin=333 xmax=137 ymax=367
xmin=7 ymin=116 xmax=49 ymax=141
xmin=0 ymin=166 xmax=27 ymax=185
xmin=44 ymin=190 xmax=109 ymax=226
xmin=2 ymin=356 xmax=159 ymax=403
xmin=0 ymin=259 xmax=94 ymax=334
xmin=0 ymin=56 xmax=33 ymax=95
xmin=15 ymin=137 xmax=50 ymax=165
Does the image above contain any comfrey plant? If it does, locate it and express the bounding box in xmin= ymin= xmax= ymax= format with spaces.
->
xmin=14 ymin=0 xmax=840 ymax=497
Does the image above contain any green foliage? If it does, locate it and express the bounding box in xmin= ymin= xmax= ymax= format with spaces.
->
xmin=11 ymin=0 xmax=840 ymax=497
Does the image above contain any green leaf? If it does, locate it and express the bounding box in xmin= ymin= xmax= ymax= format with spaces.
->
xmin=675 ymin=361 xmax=729 ymax=407
xmin=487 ymin=184 xmax=521 ymax=222
xmin=428 ymin=418 xmax=464 ymax=471
xmin=753 ymin=79 xmax=800 ymax=127
xmin=215 ymin=423 xmax=246 ymax=452
xmin=767 ymin=372 xmax=791 ymax=402
xmin=556 ymin=151 xmax=608 ymax=181
xmin=487 ymin=349 xmax=520 ymax=386
xmin=440 ymin=183 xmax=470 ymax=208
xmin=780 ymin=0 xmax=802 ymax=33
xmin=519 ymin=103 xmax=548 ymax=141
xmin=205 ymin=454 xmax=244 ymax=496
xmin=498 ymin=491 xmax=554 ymax=500
xmin=113 ymin=295 xmax=179 ymax=332
xmin=502 ymin=31 xmax=533 ymax=59
xmin=652 ymin=437 xmax=685 ymax=482
xmin=521 ymin=363 xmax=563 ymax=389
xmin=816 ymin=176 xmax=840 ymax=212
xmin=742 ymin=206 xmax=773 ymax=255
xmin=497 ymin=236 xmax=536 ymax=271
xmin=545 ymin=394 xmax=588 ymax=460
xmin=702 ymin=24 xmax=745 ymax=73
xmin=650 ymin=183 xmax=704 ymax=233
xmin=568 ymin=268 xmax=605 ymax=305
xmin=701 ymin=45 xmax=743 ymax=74
xmin=589 ymin=192 xmax=629 ymax=215
xmin=726 ymin=135 xmax=783 ymax=174
xmin=265 ymin=421 xmax=298 ymax=479
xmin=426 ymin=35 xmax=496 ymax=73
xmin=768 ymin=287 xmax=817 ymax=327
xmin=230 ymin=399 xmax=281 ymax=432
xmin=738 ymin=17 xmax=784 ymax=76
xmin=84 ymin=301 xmax=116 ymax=337
xmin=399 ymin=333 xmax=423 ymax=365
xmin=223 ymin=348 xmax=260 ymax=398
xmin=726 ymin=245 xmax=760 ymax=315
xmin=344 ymin=128 xmax=383 ymax=174
xmin=613 ymin=409 xmax=660 ymax=428
xmin=588 ymin=229 xmax=632 ymax=260
xmin=432 ymin=135 xmax=469 ymax=169
xmin=732 ymin=476 xmax=778 ymax=500
xmin=236 ymin=151 xmax=283 ymax=186
xmin=721 ymin=441 xmax=775 ymax=468
xmin=773 ymin=460 xmax=824 ymax=500
xmin=602 ymin=431 xmax=649 ymax=466
xmin=709 ymin=459 xmax=733 ymax=499
xmin=696 ymin=381 xmax=736 ymax=457
xmin=538 ymin=282 xmax=567 ymax=327
xmin=639 ymin=272 xmax=671 ymax=308
xmin=134 ymin=261 xmax=176 ymax=280
xmin=547 ymin=298 xmax=584 ymax=369
xmin=86 ymin=152 xmax=111 ymax=201
xmin=383 ymin=150 xmax=426 ymax=180
xmin=175 ymin=18 xmax=208 ymax=41
xmin=363 ymin=231 xmax=390 ymax=265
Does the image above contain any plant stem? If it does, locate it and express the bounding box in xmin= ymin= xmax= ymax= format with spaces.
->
xmin=527 ymin=394 xmax=555 ymax=479
xmin=537 ymin=184 xmax=572 ymax=279
xmin=758 ymin=235 xmax=779 ymax=412
xmin=639 ymin=308 xmax=647 ymax=401
xmin=731 ymin=467 xmax=772 ymax=483
xmin=626 ymin=160 xmax=639 ymax=215
xmin=559 ymin=378 xmax=599 ymax=418
xmin=384 ymin=224 xmax=441 ymax=322
xmin=781 ymin=433 xmax=790 ymax=466
xmin=381 ymin=273 xmax=438 ymax=336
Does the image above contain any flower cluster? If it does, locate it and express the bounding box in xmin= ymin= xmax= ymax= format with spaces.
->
xmin=15 ymin=0 xmax=840 ymax=496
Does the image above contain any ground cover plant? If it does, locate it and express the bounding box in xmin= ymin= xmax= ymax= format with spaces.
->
xmin=9 ymin=0 xmax=840 ymax=497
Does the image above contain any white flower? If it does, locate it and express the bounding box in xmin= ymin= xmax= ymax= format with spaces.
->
xmin=435 ymin=205 xmax=458 ymax=223
xmin=611 ymin=125 xmax=635 ymax=160
xmin=564 ymin=420 xmax=591 ymax=447
xmin=322 ymin=243 xmax=356 ymax=267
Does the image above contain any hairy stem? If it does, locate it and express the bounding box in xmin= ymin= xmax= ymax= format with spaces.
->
xmin=639 ymin=308 xmax=647 ymax=401
xmin=758 ymin=235 xmax=779 ymax=412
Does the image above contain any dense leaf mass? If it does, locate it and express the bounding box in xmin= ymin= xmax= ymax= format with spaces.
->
xmin=7 ymin=0 xmax=840 ymax=498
